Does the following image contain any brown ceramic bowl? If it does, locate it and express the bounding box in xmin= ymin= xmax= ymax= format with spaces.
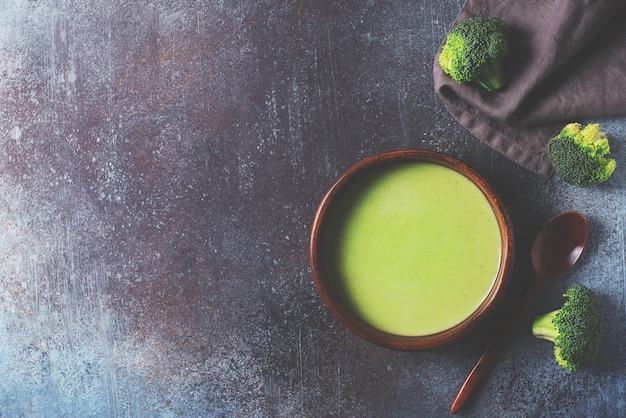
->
xmin=309 ymin=149 xmax=514 ymax=350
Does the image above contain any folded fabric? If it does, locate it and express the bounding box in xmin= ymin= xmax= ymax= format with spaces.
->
xmin=434 ymin=0 xmax=626 ymax=177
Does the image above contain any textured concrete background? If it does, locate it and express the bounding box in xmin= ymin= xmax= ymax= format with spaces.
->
xmin=0 ymin=0 xmax=624 ymax=417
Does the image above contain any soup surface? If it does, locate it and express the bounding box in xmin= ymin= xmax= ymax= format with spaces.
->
xmin=325 ymin=161 xmax=502 ymax=336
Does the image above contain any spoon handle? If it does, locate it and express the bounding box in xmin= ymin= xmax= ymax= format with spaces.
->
xmin=450 ymin=274 xmax=543 ymax=414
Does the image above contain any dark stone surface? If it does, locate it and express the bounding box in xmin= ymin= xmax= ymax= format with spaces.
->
xmin=0 ymin=1 xmax=623 ymax=416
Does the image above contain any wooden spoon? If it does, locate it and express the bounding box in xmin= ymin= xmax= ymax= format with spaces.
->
xmin=450 ymin=211 xmax=588 ymax=414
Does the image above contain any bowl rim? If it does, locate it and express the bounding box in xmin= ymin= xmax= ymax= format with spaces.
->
xmin=309 ymin=149 xmax=515 ymax=350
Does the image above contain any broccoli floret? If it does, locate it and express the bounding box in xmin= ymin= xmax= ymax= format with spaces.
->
xmin=532 ymin=285 xmax=602 ymax=371
xmin=438 ymin=16 xmax=509 ymax=91
xmin=546 ymin=122 xmax=616 ymax=186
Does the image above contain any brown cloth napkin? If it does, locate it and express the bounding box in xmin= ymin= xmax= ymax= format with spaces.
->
xmin=434 ymin=0 xmax=626 ymax=177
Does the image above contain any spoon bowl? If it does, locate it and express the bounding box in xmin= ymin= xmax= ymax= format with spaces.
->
xmin=531 ymin=211 xmax=588 ymax=280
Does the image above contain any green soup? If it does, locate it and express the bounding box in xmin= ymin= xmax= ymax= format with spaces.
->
xmin=325 ymin=161 xmax=502 ymax=336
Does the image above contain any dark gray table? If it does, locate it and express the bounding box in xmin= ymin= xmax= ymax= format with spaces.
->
xmin=0 ymin=1 xmax=623 ymax=417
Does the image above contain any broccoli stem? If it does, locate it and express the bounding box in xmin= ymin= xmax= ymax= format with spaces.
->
xmin=473 ymin=59 xmax=505 ymax=91
xmin=532 ymin=310 xmax=559 ymax=342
